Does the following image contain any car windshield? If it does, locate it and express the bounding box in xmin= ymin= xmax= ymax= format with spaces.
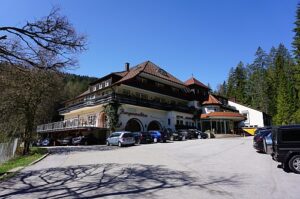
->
xmin=123 ymin=133 xmax=133 ymax=138
xmin=111 ymin=133 xmax=121 ymax=137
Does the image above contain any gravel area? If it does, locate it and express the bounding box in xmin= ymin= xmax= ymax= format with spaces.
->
xmin=0 ymin=137 xmax=299 ymax=199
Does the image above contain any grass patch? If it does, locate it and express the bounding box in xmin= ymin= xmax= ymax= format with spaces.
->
xmin=0 ymin=147 xmax=48 ymax=175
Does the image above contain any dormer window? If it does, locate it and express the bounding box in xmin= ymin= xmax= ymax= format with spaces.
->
xmin=99 ymin=84 xmax=103 ymax=89
xmin=92 ymin=86 xmax=97 ymax=92
xmin=105 ymin=81 xmax=109 ymax=87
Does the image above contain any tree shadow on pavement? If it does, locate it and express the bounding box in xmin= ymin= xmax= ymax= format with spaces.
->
xmin=0 ymin=163 xmax=245 ymax=199
xmin=45 ymin=145 xmax=121 ymax=155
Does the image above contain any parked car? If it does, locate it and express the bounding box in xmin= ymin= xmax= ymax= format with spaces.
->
xmin=253 ymin=129 xmax=272 ymax=152
xmin=140 ymin=132 xmax=154 ymax=144
xmin=35 ymin=138 xmax=52 ymax=146
xmin=131 ymin=132 xmax=142 ymax=144
xmin=272 ymin=125 xmax=300 ymax=174
xmin=254 ymin=126 xmax=272 ymax=135
xmin=163 ymin=128 xmax=175 ymax=141
xmin=57 ymin=136 xmax=73 ymax=146
xmin=198 ymin=130 xmax=208 ymax=139
xmin=263 ymin=132 xmax=273 ymax=154
xmin=72 ymin=136 xmax=88 ymax=145
xmin=149 ymin=131 xmax=162 ymax=143
xmin=172 ymin=130 xmax=188 ymax=141
xmin=187 ymin=129 xmax=208 ymax=139
xmin=106 ymin=131 xmax=135 ymax=147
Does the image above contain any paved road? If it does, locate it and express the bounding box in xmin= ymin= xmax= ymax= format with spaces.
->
xmin=0 ymin=137 xmax=299 ymax=199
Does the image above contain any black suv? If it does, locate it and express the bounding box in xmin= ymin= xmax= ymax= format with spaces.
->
xmin=272 ymin=125 xmax=300 ymax=174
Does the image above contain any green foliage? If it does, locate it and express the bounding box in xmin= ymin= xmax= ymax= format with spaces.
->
xmin=219 ymin=43 xmax=299 ymax=125
xmin=0 ymin=147 xmax=47 ymax=174
xmin=224 ymin=62 xmax=248 ymax=104
xmin=274 ymin=61 xmax=294 ymax=125
xmin=62 ymin=73 xmax=97 ymax=100
xmin=104 ymin=102 xmax=121 ymax=132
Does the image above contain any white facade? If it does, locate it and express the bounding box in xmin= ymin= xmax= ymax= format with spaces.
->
xmin=117 ymin=104 xmax=195 ymax=131
xmin=228 ymin=101 xmax=265 ymax=127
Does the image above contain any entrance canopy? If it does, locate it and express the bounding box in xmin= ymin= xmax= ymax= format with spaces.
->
xmin=201 ymin=112 xmax=245 ymax=121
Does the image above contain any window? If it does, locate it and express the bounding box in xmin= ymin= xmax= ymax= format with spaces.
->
xmin=99 ymin=84 xmax=103 ymax=89
xmin=87 ymin=115 xmax=96 ymax=125
xmin=123 ymin=89 xmax=131 ymax=96
xmin=281 ymin=128 xmax=300 ymax=142
xmin=172 ymin=87 xmax=179 ymax=93
xmin=154 ymin=97 xmax=160 ymax=102
xmin=155 ymin=82 xmax=165 ymax=89
xmin=92 ymin=86 xmax=97 ymax=91
xmin=242 ymin=111 xmax=249 ymax=123
xmin=105 ymin=81 xmax=109 ymax=87
xmin=141 ymin=93 xmax=148 ymax=100
xmin=168 ymin=119 xmax=171 ymax=125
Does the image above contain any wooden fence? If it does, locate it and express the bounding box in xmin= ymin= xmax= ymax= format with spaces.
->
xmin=0 ymin=139 xmax=18 ymax=164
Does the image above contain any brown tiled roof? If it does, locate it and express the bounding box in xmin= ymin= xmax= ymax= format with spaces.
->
xmin=201 ymin=112 xmax=246 ymax=120
xmin=113 ymin=71 xmax=128 ymax=77
xmin=184 ymin=77 xmax=209 ymax=89
xmin=114 ymin=61 xmax=185 ymax=85
xmin=202 ymin=94 xmax=222 ymax=105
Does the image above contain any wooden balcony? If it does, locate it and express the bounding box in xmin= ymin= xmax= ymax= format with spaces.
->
xmin=36 ymin=120 xmax=105 ymax=133
xmin=60 ymin=93 xmax=196 ymax=115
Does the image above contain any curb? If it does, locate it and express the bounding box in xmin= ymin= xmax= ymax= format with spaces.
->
xmin=28 ymin=153 xmax=50 ymax=166
xmin=0 ymin=153 xmax=50 ymax=180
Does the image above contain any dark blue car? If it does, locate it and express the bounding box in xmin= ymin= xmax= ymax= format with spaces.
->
xmin=149 ymin=131 xmax=161 ymax=143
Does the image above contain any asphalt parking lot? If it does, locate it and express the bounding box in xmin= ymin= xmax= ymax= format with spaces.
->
xmin=0 ymin=137 xmax=299 ymax=199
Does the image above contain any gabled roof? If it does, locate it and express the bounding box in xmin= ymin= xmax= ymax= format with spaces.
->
xmin=184 ymin=77 xmax=209 ymax=89
xmin=114 ymin=61 xmax=185 ymax=86
xmin=202 ymin=94 xmax=222 ymax=105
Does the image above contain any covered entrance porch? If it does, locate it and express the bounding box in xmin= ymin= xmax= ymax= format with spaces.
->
xmin=200 ymin=112 xmax=245 ymax=134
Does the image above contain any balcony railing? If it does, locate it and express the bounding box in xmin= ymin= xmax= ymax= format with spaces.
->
xmin=60 ymin=93 xmax=195 ymax=115
xmin=36 ymin=120 xmax=102 ymax=133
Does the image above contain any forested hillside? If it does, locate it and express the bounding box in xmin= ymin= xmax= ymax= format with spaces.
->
xmin=0 ymin=65 xmax=97 ymax=142
xmin=215 ymin=44 xmax=299 ymax=125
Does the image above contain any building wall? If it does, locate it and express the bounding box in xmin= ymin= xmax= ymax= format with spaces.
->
xmin=116 ymin=104 xmax=194 ymax=131
xmin=228 ymin=101 xmax=264 ymax=127
xmin=63 ymin=105 xmax=104 ymax=127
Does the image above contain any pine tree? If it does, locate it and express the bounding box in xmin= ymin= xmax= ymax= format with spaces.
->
xmin=226 ymin=67 xmax=236 ymax=99
xmin=247 ymin=47 xmax=269 ymax=113
xmin=234 ymin=62 xmax=247 ymax=103
xmin=274 ymin=54 xmax=294 ymax=124
xmin=292 ymin=3 xmax=300 ymax=123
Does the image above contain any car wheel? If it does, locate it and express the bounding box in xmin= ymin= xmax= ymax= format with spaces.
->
xmin=106 ymin=141 xmax=110 ymax=146
xmin=170 ymin=136 xmax=174 ymax=141
xmin=197 ymin=135 xmax=201 ymax=139
xmin=288 ymin=155 xmax=300 ymax=174
xmin=118 ymin=142 xmax=122 ymax=147
xmin=182 ymin=136 xmax=185 ymax=141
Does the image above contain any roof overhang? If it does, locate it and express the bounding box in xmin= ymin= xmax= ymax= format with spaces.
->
xmin=201 ymin=112 xmax=246 ymax=121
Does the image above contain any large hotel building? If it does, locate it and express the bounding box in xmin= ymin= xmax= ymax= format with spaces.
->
xmin=37 ymin=61 xmax=254 ymax=141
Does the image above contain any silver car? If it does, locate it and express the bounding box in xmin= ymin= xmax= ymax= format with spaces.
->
xmin=106 ymin=131 xmax=135 ymax=147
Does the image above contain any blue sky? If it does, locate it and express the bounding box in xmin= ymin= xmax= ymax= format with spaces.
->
xmin=0 ymin=0 xmax=298 ymax=89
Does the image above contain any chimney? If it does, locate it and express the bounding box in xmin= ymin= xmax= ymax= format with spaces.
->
xmin=125 ymin=62 xmax=130 ymax=71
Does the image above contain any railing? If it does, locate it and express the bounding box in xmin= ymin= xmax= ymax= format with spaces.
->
xmin=36 ymin=120 xmax=100 ymax=133
xmin=60 ymin=93 xmax=195 ymax=114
